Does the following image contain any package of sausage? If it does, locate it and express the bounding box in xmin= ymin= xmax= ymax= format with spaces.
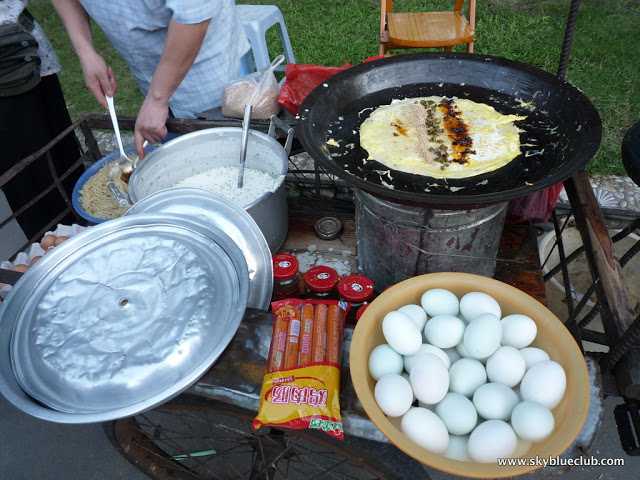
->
xmin=252 ymin=298 xmax=349 ymax=439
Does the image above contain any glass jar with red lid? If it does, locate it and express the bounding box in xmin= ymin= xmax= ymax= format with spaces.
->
xmin=338 ymin=274 xmax=375 ymax=323
xmin=272 ymin=253 xmax=301 ymax=301
xmin=303 ymin=265 xmax=339 ymax=300
xmin=355 ymin=303 xmax=370 ymax=322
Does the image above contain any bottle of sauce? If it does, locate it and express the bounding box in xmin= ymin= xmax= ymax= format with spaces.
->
xmin=303 ymin=265 xmax=339 ymax=300
xmin=338 ymin=274 xmax=375 ymax=324
xmin=272 ymin=253 xmax=301 ymax=301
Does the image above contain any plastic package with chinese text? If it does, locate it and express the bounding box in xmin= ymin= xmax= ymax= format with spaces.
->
xmin=252 ymin=298 xmax=350 ymax=439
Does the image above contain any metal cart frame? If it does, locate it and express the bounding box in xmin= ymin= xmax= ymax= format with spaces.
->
xmin=3 ymin=0 xmax=640 ymax=471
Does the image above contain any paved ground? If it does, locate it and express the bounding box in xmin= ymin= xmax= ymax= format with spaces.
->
xmin=2 ymin=131 xmax=640 ymax=479
xmin=0 ymin=393 xmax=147 ymax=480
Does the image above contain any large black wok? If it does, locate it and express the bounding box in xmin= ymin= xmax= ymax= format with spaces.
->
xmin=296 ymin=53 xmax=602 ymax=207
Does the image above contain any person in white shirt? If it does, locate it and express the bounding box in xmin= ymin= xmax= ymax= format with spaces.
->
xmin=51 ymin=0 xmax=250 ymax=158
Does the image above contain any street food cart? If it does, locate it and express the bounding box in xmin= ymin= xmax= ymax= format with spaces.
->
xmin=1 ymin=8 xmax=639 ymax=477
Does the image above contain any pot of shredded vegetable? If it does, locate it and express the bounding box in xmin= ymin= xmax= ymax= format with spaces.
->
xmin=72 ymin=145 xmax=157 ymax=223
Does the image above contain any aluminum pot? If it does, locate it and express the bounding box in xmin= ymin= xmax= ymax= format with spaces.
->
xmin=128 ymin=117 xmax=293 ymax=253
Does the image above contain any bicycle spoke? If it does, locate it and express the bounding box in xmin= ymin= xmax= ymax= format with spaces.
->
xmin=111 ymin=402 xmax=385 ymax=480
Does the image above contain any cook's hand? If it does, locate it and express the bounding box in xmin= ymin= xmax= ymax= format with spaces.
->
xmin=51 ymin=0 xmax=117 ymax=110
xmin=79 ymin=50 xmax=117 ymax=109
xmin=134 ymin=97 xmax=169 ymax=160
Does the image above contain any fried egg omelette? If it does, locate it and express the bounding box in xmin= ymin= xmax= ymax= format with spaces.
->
xmin=359 ymin=97 xmax=526 ymax=179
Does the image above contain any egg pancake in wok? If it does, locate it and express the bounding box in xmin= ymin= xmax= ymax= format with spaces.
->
xmin=359 ymin=97 xmax=526 ymax=179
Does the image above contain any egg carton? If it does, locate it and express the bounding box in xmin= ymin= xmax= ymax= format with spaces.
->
xmin=0 ymin=224 xmax=87 ymax=300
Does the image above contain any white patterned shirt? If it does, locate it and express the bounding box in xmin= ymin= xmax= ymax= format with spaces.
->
xmin=78 ymin=0 xmax=250 ymax=118
xmin=0 ymin=0 xmax=62 ymax=77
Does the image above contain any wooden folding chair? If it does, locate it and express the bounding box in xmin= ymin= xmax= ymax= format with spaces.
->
xmin=380 ymin=0 xmax=476 ymax=56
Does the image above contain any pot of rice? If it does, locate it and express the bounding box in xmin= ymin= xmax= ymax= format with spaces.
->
xmin=128 ymin=122 xmax=291 ymax=253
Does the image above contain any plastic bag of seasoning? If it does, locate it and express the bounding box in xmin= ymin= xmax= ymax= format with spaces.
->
xmin=222 ymin=55 xmax=284 ymax=120
xmin=252 ymin=298 xmax=350 ymax=440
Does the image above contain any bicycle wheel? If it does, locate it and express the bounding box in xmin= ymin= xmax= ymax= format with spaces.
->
xmin=104 ymin=399 xmax=420 ymax=480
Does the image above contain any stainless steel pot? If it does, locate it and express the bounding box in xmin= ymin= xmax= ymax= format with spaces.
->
xmin=128 ymin=116 xmax=293 ymax=253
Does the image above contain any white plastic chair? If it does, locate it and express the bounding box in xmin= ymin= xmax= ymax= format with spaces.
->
xmin=236 ymin=5 xmax=296 ymax=73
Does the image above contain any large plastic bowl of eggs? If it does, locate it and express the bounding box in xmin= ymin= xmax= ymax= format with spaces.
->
xmin=350 ymin=272 xmax=590 ymax=478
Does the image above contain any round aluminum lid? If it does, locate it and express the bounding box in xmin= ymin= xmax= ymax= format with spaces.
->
xmin=125 ymin=187 xmax=272 ymax=310
xmin=4 ymin=213 xmax=248 ymax=420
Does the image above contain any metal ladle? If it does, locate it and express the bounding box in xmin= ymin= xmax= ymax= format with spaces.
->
xmin=104 ymin=94 xmax=134 ymax=207
xmin=104 ymin=95 xmax=130 ymax=179
xmin=104 ymin=95 xmax=147 ymax=207
xmin=237 ymin=104 xmax=253 ymax=188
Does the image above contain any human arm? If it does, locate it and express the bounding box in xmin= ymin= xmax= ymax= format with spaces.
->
xmin=50 ymin=0 xmax=117 ymax=108
xmin=134 ymin=17 xmax=211 ymax=158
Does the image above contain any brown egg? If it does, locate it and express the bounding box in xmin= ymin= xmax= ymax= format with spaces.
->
xmin=40 ymin=234 xmax=56 ymax=250
xmin=12 ymin=264 xmax=29 ymax=273
xmin=44 ymin=246 xmax=56 ymax=255
xmin=54 ymin=236 xmax=69 ymax=246
xmin=30 ymin=256 xmax=42 ymax=265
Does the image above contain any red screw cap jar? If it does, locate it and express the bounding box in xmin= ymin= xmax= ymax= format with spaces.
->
xmin=338 ymin=274 xmax=375 ymax=323
xmin=272 ymin=253 xmax=300 ymax=301
xmin=356 ymin=303 xmax=370 ymax=322
xmin=303 ymin=265 xmax=339 ymax=300
xmin=338 ymin=275 xmax=374 ymax=304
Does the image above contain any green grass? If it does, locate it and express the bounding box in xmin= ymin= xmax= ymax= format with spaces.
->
xmin=28 ymin=0 xmax=143 ymax=116
xmin=29 ymin=0 xmax=639 ymax=176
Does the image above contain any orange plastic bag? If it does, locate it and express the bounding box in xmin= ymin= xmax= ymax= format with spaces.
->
xmin=253 ymin=298 xmax=349 ymax=439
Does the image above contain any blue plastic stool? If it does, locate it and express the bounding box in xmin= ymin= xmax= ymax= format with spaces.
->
xmin=236 ymin=5 xmax=296 ymax=73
